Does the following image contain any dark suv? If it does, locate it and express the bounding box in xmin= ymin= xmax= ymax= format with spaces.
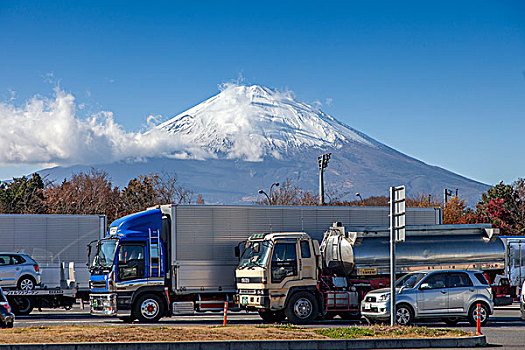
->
xmin=0 ymin=288 xmax=14 ymax=328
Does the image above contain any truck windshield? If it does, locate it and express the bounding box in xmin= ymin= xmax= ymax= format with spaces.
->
xmin=395 ymin=272 xmax=427 ymax=289
xmin=238 ymin=240 xmax=272 ymax=269
xmin=92 ymin=238 xmax=118 ymax=269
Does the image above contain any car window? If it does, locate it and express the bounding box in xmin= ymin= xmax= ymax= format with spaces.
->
xmin=396 ymin=272 xmax=427 ymax=288
xmin=422 ymin=273 xmax=448 ymax=289
xmin=447 ymin=272 xmax=473 ymax=288
xmin=11 ymin=255 xmax=25 ymax=264
xmin=474 ymin=273 xmax=489 ymax=285
xmin=0 ymin=255 xmax=10 ymax=266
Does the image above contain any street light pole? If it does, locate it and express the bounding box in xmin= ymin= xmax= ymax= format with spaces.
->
xmin=318 ymin=153 xmax=331 ymax=205
xmin=258 ymin=182 xmax=280 ymax=205
xmin=356 ymin=193 xmax=364 ymax=205
xmin=258 ymin=190 xmax=271 ymax=204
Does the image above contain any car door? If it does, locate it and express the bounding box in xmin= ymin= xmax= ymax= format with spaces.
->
xmin=417 ymin=272 xmax=449 ymax=315
xmin=447 ymin=272 xmax=474 ymax=314
xmin=0 ymin=255 xmax=17 ymax=287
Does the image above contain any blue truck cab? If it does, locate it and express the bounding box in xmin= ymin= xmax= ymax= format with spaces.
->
xmin=89 ymin=208 xmax=169 ymax=322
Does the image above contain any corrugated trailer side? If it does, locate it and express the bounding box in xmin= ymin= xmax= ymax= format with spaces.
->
xmin=167 ymin=205 xmax=441 ymax=294
xmin=0 ymin=214 xmax=106 ymax=291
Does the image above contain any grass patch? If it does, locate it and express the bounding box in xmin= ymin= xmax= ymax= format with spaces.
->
xmin=0 ymin=325 xmax=473 ymax=344
xmin=315 ymin=325 xmax=472 ymax=339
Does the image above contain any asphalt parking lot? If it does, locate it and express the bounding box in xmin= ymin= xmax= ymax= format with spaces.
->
xmin=12 ymin=304 xmax=525 ymax=349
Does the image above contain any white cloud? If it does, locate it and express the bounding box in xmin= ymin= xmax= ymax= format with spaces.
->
xmin=0 ymin=88 xmax=206 ymax=168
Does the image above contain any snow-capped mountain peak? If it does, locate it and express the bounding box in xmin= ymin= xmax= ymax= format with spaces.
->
xmin=157 ymin=83 xmax=379 ymax=161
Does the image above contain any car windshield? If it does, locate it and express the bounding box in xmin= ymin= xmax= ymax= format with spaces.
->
xmin=238 ymin=240 xmax=272 ymax=269
xmin=395 ymin=272 xmax=427 ymax=288
xmin=92 ymin=238 xmax=118 ymax=269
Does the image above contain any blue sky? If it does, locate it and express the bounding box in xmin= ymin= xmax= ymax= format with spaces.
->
xmin=0 ymin=1 xmax=524 ymax=185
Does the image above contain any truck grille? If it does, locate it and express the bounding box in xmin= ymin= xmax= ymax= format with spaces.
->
xmin=91 ymin=280 xmax=107 ymax=289
xmin=239 ymin=289 xmax=256 ymax=295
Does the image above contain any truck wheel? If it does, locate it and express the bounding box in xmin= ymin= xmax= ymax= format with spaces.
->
xmin=258 ymin=310 xmax=286 ymax=323
xmin=284 ymin=292 xmax=318 ymax=324
xmin=395 ymin=304 xmax=413 ymax=326
xmin=468 ymin=303 xmax=489 ymax=326
xmin=11 ymin=296 xmax=33 ymax=316
xmin=134 ymin=294 xmax=164 ymax=323
xmin=17 ymin=276 xmax=36 ymax=290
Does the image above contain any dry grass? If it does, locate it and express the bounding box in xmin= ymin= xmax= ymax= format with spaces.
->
xmin=0 ymin=325 xmax=473 ymax=344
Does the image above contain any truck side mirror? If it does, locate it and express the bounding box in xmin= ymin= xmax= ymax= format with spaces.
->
xmin=420 ymin=283 xmax=430 ymax=290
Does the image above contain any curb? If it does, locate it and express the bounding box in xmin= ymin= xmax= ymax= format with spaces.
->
xmin=0 ymin=335 xmax=486 ymax=349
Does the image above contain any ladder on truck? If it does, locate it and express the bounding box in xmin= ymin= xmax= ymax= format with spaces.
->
xmin=149 ymin=228 xmax=161 ymax=277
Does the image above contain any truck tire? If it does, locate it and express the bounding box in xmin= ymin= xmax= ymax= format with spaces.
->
xmin=11 ymin=296 xmax=33 ymax=316
xmin=134 ymin=294 xmax=164 ymax=323
xmin=468 ymin=303 xmax=489 ymax=326
xmin=17 ymin=276 xmax=36 ymax=290
xmin=258 ymin=310 xmax=286 ymax=323
xmin=284 ymin=292 xmax=318 ymax=324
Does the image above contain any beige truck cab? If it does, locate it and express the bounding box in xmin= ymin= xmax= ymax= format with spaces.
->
xmin=236 ymin=232 xmax=322 ymax=323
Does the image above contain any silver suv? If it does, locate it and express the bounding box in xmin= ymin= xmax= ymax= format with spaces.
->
xmin=361 ymin=270 xmax=493 ymax=326
xmin=0 ymin=253 xmax=41 ymax=290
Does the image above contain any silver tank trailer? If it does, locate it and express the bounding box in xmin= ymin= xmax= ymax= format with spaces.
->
xmin=320 ymin=223 xmax=505 ymax=277
xmin=319 ymin=222 xmax=357 ymax=276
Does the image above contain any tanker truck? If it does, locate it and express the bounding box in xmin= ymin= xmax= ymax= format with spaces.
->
xmin=235 ymin=222 xmax=505 ymax=323
xmin=89 ymin=204 xmax=439 ymax=322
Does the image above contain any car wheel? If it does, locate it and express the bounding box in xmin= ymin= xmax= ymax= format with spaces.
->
xmin=443 ymin=317 xmax=460 ymax=326
xmin=134 ymin=294 xmax=164 ymax=323
xmin=284 ymin=292 xmax=318 ymax=324
xmin=17 ymin=276 xmax=36 ymax=290
xmin=6 ymin=321 xmax=13 ymax=329
xmin=468 ymin=303 xmax=489 ymax=326
xmin=258 ymin=310 xmax=286 ymax=323
xmin=395 ymin=304 xmax=413 ymax=326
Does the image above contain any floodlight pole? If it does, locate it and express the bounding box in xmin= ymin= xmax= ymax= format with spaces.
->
xmin=318 ymin=153 xmax=331 ymax=205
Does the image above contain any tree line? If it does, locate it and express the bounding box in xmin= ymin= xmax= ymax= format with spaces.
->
xmin=255 ymin=178 xmax=525 ymax=236
xmin=1 ymin=170 xmax=524 ymax=236
xmin=0 ymin=169 xmax=202 ymax=224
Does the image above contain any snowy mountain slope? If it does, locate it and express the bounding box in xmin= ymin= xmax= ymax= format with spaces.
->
xmin=39 ymin=84 xmax=490 ymax=204
xmin=156 ymin=84 xmax=381 ymax=161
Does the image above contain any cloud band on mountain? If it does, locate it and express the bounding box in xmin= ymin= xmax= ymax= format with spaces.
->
xmin=0 ymin=88 xmax=208 ymax=167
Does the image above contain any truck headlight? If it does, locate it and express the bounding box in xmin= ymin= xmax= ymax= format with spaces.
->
xmin=378 ymin=293 xmax=390 ymax=302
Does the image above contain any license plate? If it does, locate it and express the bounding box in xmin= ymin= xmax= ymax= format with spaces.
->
xmin=363 ymin=302 xmax=371 ymax=310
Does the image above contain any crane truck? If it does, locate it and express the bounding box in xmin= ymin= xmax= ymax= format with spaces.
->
xmin=236 ymin=222 xmax=505 ymax=323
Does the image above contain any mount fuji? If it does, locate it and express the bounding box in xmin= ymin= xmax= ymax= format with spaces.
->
xmin=40 ymin=84 xmax=489 ymax=204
